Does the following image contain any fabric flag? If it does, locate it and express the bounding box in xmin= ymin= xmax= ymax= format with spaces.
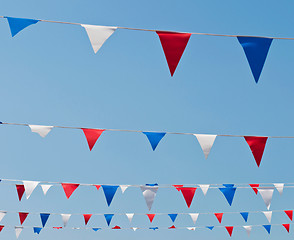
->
xmin=0 ymin=212 xmax=6 ymax=222
xmin=126 ymin=213 xmax=134 ymax=223
xmin=28 ymin=125 xmax=53 ymax=138
xmin=243 ymin=226 xmax=252 ymax=236
xmin=150 ymin=227 xmax=158 ymax=230
xmin=61 ymin=214 xmax=71 ymax=227
xmin=5 ymin=17 xmax=39 ymax=37
xmin=284 ymin=210 xmax=293 ymax=221
xmin=120 ymin=185 xmax=130 ymax=194
xmin=82 ymin=24 xmax=117 ymax=53
xmin=101 ymin=185 xmax=119 ymax=206
xmin=189 ymin=213 xmax=199 ymax=224
xmin=219 ymin=186 xmax=236 ymax=206
xmin=61 ymin=183 xmax=80 ymax=199
xmin=225 ymin=226 xmax=233 ymax=237
xmin=187 ymin=227 xmax=196 ymax=231
xmin=263 ymin=211 xmax=272 ymax=223
xmin=53 ymin=227 xmax=62 ymax=230
xmin=19 ymin=212 xmax=29 ymax=225
xmin=206 ymin=226 xmax=214 ymax=230
xmin=194 ymin=134 xmax=217 ymax=159
xmin=258 ymin=187 xmax=274 ymax=209
xmin=0 ymin=226 xmax=4 ymax=232
xmin=23 ymin=180 xmax=39 ymax=199
xmin=40 ymin=213 xmax=50 ymax=227
xmin=169 ymin=225 xmax=176 ymax=229
xmin=92 ymin=228 xmax=101 ymax=232
xmin=283 ymin=224 xmax=290 ymax=233
xmin=168 ymin=214 xmax=178 ymax=222
xmin=147 ymin=214 xmax=156 ymax=223
xmin=173 ymin=185 xmax=184 ymax=191
xmin=240 ymin=212 xmax=249 ymax=222
xmin=178 ymin=187 xmax=197 ymax=208
xmin=215 ymin=213 xmax=223 ymax=224
xmin=156 ymin=31 xmax=191 ymax=76
xmin=104 ymin=214 xmax=114 ymax=226
xmin=249 ymin=184 xmax=259 ymax=195
xmin=274 ymin=183 xmax=284 ymax=195
xmin=82 ymin=128 xmax=105 ymax=151
xmin=140 ymin=185 xmax=159 ymax=210
xmin=237 ymin=37 xmax=272 ymax=83
xmin=244 ymin=136 xmax=268 ymax=167
xmin=263 ymin=225 xmax=271 ymax=234
xmin=15 ymin=226 xmax=23 ymax=239
xmin=198 ymin=184 xmax=209 ymax=196
xmin=33 ymin=227 xmax=42 ymax=234
xmin=93 ymin=185 xmax=100 ymax=191
xmin=112 ymin=225 xmax=121 ymax=229
xmin=132 ymin=227 xmax=138 ymax=231
xmin=83 ymin=214 xmax=92 ymax=225
xmin=16 ymin=184 xmax=25 ymax=201
xmin=142 ymin=132 xmax=166 ymax=151
xmin=41 ymin=184 xmax=52 ymax=195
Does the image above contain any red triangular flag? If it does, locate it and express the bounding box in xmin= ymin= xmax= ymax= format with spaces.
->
xmin=94 ymin=185 xmax=101 ymax=191
xmin=244 ymin=136 xmax=268 ymax=167
xmin=169 ymin=225 xmax=176 ymax=229
xmin=83 ymin=214 xmax=92 ymax=225
xmin=53 ymin=227 xmax=63 ymax=229
xmin=16 ymin=184 xmax=25 ymax=201
xmin=19 ymin=212 xmax=29 ymax=225
xmin=147 ymin=214 xmax=156 ymax=223
xmin=283 ymin=224 xmax=290 ymax=233
xmin=249 ymin=184 xmax=259 ymax=195
xmin=215 ymin=213 xmax=223 ymax=223
xmin=178 ymin=187 xmax=197 ymax=208
xmin=61 ymin=183 xmax=80 ymax=199
xmin=225 ymin=226 xmax=234 ymax=237
xmin=173 ymin=185 xmax=184 ymax=191
xmin=82 ymin=128 xmax=105 ymax=151
xmin=112 ymin=225 xmax=121 ymax=229
xmin=156 ymin=31 xmax=191 ymax=76
xmin=0 ymin=225 xmax=4 ymax=232
xmin=285 ymin=210 xmax=293 ymax=221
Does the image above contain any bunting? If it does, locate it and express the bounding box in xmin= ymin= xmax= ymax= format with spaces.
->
xmin=244 ymin=136 xmax=268 ymax=167
xmin=240 ymin=212 xmax=249 ymax=222
xmin=15 ymin=226 xmax=23 ymax=239
xmin=101 ymin=185 xmax=118 ymax=206
xmin=285 ymin=210 xmax=293 ymax=221
xmin=28 ymin=125 xmax=53 ymax=138
xmin=104 ymin=214 xmax=114 ymax=226
xmin=258 ymin=187 xmax=274 ymax=209
xmin=147 ymin=214 xmax=155 ymax=223
xmin=61 ymin=183 xmax=79 ymax=199
xmin=219 ymin=185 xmax=236 ymax=206
xmin=0 ymin=212 xmax=6 ymax=222
xmin=19 ymin=212 xmax=28 ymax=225
xmin=40 ymin=213 xmax=50 ymax=227
xmin=126 ymin=213 xmax=134 ymax=223
xmin=249 ymin=184 xmax=259 ymax=195
xmin=214 ymin=213 xmax=223 ymax=224
xmin=263 ymin=224 xmax=271 ymax=234
xmin=140 ymin=185 xmax=158 ymax=210
xmin=41 ymin=184 xmax=52 ymax=195
xmin=225 ymin=226 xmax=233 ymax=237
xmin=283 ymin=224 xmax=290 ymax=233
xmin=194 ymin=134 xmax=217 ymax=159
xmin=189 ymin=213 xmax=199 ymax=224
xmin=142 ymin=132 xmax=166 ymax=151
xmin=168 ymin=214 xmax=178 ymax=223
xmin=243 ymin=226 xmax=252 ymax=236
xmin=198 ymin=184 xmax=209 ymax=196
xmin=33 ymin=227 xmax=42 ymax=234
xmin=263 ymin=211 xmax=272 ymax=223
xmin=16 ymin=185 xmax=25 ymax=201
xmin=5 ymin=17 xmax=39 ymax=37
xmin=23 ymin=180 xmax=39 ymax=199
xmin=274 ymin=183 xmax=284 ymax=195
xmin=178 ymin=187 xmax=197 ymax=208
xmin=120 ymin=185 xmax=130 ymax=194
xmin=83 ymin=214 xmax=92 ymax=225
xmin=82 ymin=128 xmax=105 ymax=151
xmin=61 ymin=214 xmax=71 ymax=227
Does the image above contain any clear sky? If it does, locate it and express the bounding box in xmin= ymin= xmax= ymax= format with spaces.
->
xmin=0 ymin=0 xmax=294 ymax=239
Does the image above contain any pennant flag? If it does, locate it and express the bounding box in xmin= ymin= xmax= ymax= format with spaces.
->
xmin=104 ymin=214 xmax=114 ymax=226
xmin=219 ymin=186 xmax=236 ymax=206
xmin=94 ymin=185 xmax=101 ymax=190
xmin=82 ymin=128 xmax=105 ymax=151
xmin=0 ymin=212 xmax=6 ymax=222
xmin=61 ymin=214 xmax=71 ymax=227
xmin=283 ymin=224 xmax=290 ymax=233
xmin=156 ymin=31 xmax=191 ymax=76
xmin=240 ymin=212 xmax=249 ymax=222
xmin=214 ymin=213 xmax=223 ymax=224
xmin=263 ymin=224 xmax=271 ymax=234
xmin=178 ymin=187 xmax=197 ymax=208
xmin=53 ymin=227 xmax=62 ymax=229
xmin=41 ymin=184 xmax=52 ymax=195
xmin=263 ymin=211 xmax=272 ymax=223
xmin=82 ymin=24 xmax=117 ymax=53
xmin=168 ymin=214 xmax=178 ymax=223
xmin=40 ymin=213 xmax=50 ymax=227
xmin=126 ymin=213 xmax=134 ymax=223
xmin=249 ymin=184 xmax=259 ymax=195
xmin=5 ymin=17 xmax=39 ymax=37
xmin=147 ymin=214 xmax=156 ymax=223
xmin=101 ymin=185 xmax=118 ymax=206
xmin=223 ymin=184 xmax=234 ymax=188
xmin=244 ymin=136 xmax=268 ymax=167
xmin=16 ymin=184 xmax=25 ymax=201
xmin=15 ymin=226 xmax=23 ymax=239
xmin=140 ymin=186 xmax=159 ymax=210
xmin=132 ymin=227 xmax=138 ymax=231
xmin=198 ymin=184 xmax=209 ymax=196
xmin=92 ymin=228 xmax=101 ymax=232
xmin=258 ymin=187 xmax=274 ymax=209
xmin=169 ymin=225 xmax=176 ymax=229
xmin=189 ymin=213 xmax=199 ymax=224
xmin=285 ymin=210 xmax=293 ymax=221
xmin=150 ymin=227 xmax=158 ymax=230
xmin=112 ymin=225 xmax=121 ymax=229
xmin=194 ymin=134 xmax=217 ymax=159
xmin=206 ymin=226 xmax=214 ymax=230
xmin=142 ymin=132 xmax=166 ymax=151
xmin=274 ymin=183 xmax=284 ymax=195
xmin=19 ymin=212 xmax=29 ymax=225
xmin=28 ymin=125 xmax=53 ymax=138
xmin=243 ymin=226 xmax=252 ymax=236
xmin=33 ymin=227 xmax=42 ymax=234
xmin=120 ymin=185 xmax=130 ymax=194
xmin=225 ymin=226 xmax=233 ymax=237
xmin=23 ymin=180 xmax=39 ymax=199
xmin=173 ymin=185 xmax=183 ymax=191
xmin=0 ymin=226 xmax=4 ymax=232
xmin=83 ymin=214 xmax=92 ymax=225
xmin=61 ymin=183 xmax=79 ymax=199
xmin=187 ymin=227 xmax=196 ymax=231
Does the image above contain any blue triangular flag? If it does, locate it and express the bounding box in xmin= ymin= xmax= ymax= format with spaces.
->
xmin=240 ymin=212 xmax=249 ymax=222
xmin=40 ymin=213 xmax=50 ymax=227
xmin=5 ymin=17 xmax=39 ymax=37
xmin=92 ymin=228 xmax=101 ymax=232
xmin=219 ymin=187 xmax=236 ymax=206
xmin=263 ymin=225 xmax=271 ymax=234
xmin=33 ymin=227 xmax=42 ymax=234
xmin=104 ymin=214 xmax=114 ymax=226
xmin=206 ymin=226 xmax=214 ymax=230
xmin=142 ymin=132 xmax=166 ymax=151
xmin=146 ymin=183 xmax=158 ymax=186
xmin=168 ymin=214 xmax=178 ymax=222
xmin=237 ymin=37 xmax=272 ymax=83
xmin=223 ymin=184 xmax=234 ymax=188
xmin=101 ymin=185 xmax=118 ymax=206
xmin=149 ymin=227 xmax=159 ymax=230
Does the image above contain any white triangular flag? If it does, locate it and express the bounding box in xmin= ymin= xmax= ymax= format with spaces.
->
xmin=258 ymin=188 xmax=274 ymax=210
xmin=263 ymin=211 xmax=272 ymax=223
xmin=273 ymin=183 xmax=284 ymax=195
xmin=132 ymin=227 xmax=138 ymax=231
xmin=194 ymin=134 xmax=217 ymax=159
xmin=0 ymin=212 xmax=6 ymax=222
xmin=120 ymin=185 xmax=130 ymax=194
xmin=29 ymin=125 xmax=53 ymax=138
xmin=189 ymin=213 xmax=199 ymax=224
xmin=61 ymin=214 xmax=71 ymax=227
xmin=140 ymin=186 xmax=158 ymax=210
xmin=243 ymin=226 xmax=252 ymax=236
xmin=23 ymin=180 xmax=39 ymax=199
xmin=41 ymin=184 xmax=52 ymax=195
xmin=187 ymin=227 xmax=196 ymax=231
xmin=82 ymin=24 xmax=117 ymax=53
xmin=126 ymin=213 xmax=134 ymax=223
xmin=15 ymin=226 xmax=23 ymax=239
xmin=198 ymin=184 xmax=210 ymax=196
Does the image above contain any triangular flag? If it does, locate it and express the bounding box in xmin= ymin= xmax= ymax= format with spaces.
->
xmin=82 ymin=128 xmax=105 ymax=151
xmin=0 ymin=225 xmax=4 ymax=232
xmin=33 ymin=227 xmax=42 ymax=234
xmin=82 ymin=24 xmax=117 ymax=53
xmin=41 ymin=184 xmax=52 ymax=195
xmin=156 ymin=31 xmax=191 ymax=76
xmin=101 ymin=185 xmax=118 ymax=206
xmin=83 ymin=214 xmax=92 ymax=225
xmin=283 ymin=224 xmax=290 ymax=233
xmin=61 ymin=183 xmax=79 ymax=199
xmin=240 ymin=212 xmax=249 ymax=222
xmin=40 ymin=213 xmax=50 ymax=227
xmin=53 ymin=227 xmax=62 ymax=230
xmin=150 ymin=227 xmax=158 ymax=230
xmin=263 ymin=211 xmax=272 ymax=223
xmin=178 ymin=187 xmax=197 ymax=208
xmin=120 ymin=185 xmax=130 ymax=194
xmin=61 ymin=214 xmax=71 ymax=227
xmin=142 ymin=132 xmax=166 ymax=151
xmin=244 ymin=136 xmax=268 ymax=167
xmin=112 ymin=225 xmax=121 ymax=229
xmin=263 ymin=224 xmax=271 ymax=234
xmin=249 ymin=184 xmax=259 ymax=195
xmin=284 ymin=210 xmax=293 ymax=221
xmin=187 ymin=227 xmax=196 ymax=231
xmin=15 ymin=226 xmax=23 ymax=239
xmin=169 ymin=225 xmax=176 ymax=229
xmin=16 ymin=184 xmax=25 ymax=201
xmin=23 ymin=180 xmax=39 ymax=199
xmin=198 ymin=184 xmax=210 ymax=196
xmin=237 ymin=36 xmax=272 ymax=83
xmin=189 ymin=213 xmax=199 ymax=224
xmin=173 ymin=185 xmax=183 ymax=191
xmin=94 ymin=185 xmax=101 ymax=190
xmin=225 ymin=226 xmax=234 ymax=237
xmin=194 ymin=134 xmax=217 ymax=159
xmin=92 ymin=228 xmax=101 ymax=232
xmin=274 ymin=183 xmax=284 ymax=195
xmin=0 ymin=212 xmax=6 ymax=222
xmin=140 ymin=186 xmax=159 ymax=210
xmin=104 ymin=214 xmax=114 ymax=226
xmin=206 ymin=226 xmax=214 ymax=230
xmin=219 ymin=186 xmax=236 ymax=206
xmin=243 ymin=226 xmax=252 ymax=236
xmin=19 ymin=212 xmax=29 ymax=225
xmin=28 ymin=125 xmax=53 ymax=138
xmin=126 ymin=213 xmax=134 ymax=223
xmin=5 ymin=17 xmax=39 ymax=37
xmin=147 ymin=214 xmax=156 ymax=223
xmin=168 ymin=214 xmax=178 ymax=223
xmin=258 ymin=187 xmax=274 ymax=209
xmin=214 ymin=213 xmax=223 ymax=224
xmin=132 ymin=227 xmax=138 ymax=231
